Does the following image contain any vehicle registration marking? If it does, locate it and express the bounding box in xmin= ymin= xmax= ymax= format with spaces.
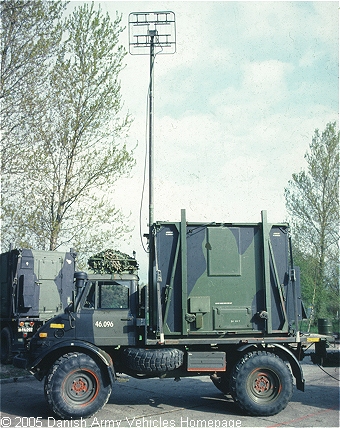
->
xmin=94 ymin=320 xmax=114 ymax=328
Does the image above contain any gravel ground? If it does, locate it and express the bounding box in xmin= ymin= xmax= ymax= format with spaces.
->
xmin=0 ymin=363 xmax=29 ymax=381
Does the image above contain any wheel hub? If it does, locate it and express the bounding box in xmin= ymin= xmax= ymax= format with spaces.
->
xmin=63 ymin=369 xmax=98 ymax=404
xmin=247 ymin=368 xmax=280 ymax=403
xmin=72 ymin=378 xmax=88 ymax=395
xmin=254 ymin=374 xmax=270 ymax=392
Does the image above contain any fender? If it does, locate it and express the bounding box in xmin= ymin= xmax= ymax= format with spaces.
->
xmin=29 ymin=339 xmax=115 ymax=383
xmin=236 ymin=343 xmax=305 ymax=392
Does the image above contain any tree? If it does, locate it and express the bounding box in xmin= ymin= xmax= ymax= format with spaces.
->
xmin=1 ymin=3 xmax=134 ymax=258
xmin=285 ymin=122 xmax=339 ymax=324
xmin=0 ymin=0 xmax=66 ymax=174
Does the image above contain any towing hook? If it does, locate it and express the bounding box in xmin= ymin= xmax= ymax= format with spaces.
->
xmin=258 ymin=311 xmax=269 ymax=319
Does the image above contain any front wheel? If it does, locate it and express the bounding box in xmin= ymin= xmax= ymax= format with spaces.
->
xmin=230 ymin=351 xmax=293 ymax=416
xmin=44 ymin=352 xmax=112 ymax=419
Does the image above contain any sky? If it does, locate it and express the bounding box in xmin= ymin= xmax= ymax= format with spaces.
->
xmin=82 ymin=1 xmax=338 ymax=280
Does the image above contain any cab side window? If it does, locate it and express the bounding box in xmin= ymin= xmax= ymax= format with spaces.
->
xmin=99 ymin=282 xmax=129 ymax=309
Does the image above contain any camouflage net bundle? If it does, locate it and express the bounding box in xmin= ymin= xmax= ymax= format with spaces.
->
xmin=88 ymin=249 xmax=138 ymax=274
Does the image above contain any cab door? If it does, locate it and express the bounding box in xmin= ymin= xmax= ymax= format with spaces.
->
xmin=77 ymin=279 xmax=137 ymax=346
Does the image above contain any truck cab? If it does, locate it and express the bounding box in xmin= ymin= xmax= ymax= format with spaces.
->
xmin=75 ymin=273 xmax=139 ymax=346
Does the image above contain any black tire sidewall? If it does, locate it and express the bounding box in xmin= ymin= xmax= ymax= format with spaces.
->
xmin=45 ymin=352 xmax=111 ymax=419
xmin=124 ymin=348 xmax=184 ymax=373
xmin=231 ymin=351 xmax=293 ymax=416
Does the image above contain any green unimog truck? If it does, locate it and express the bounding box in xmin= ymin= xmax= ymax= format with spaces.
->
xmin=14 ymin=210 xmax=316 ymax=420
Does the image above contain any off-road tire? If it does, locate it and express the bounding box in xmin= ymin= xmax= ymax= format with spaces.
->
xmin=44 ymin=352 xmax=111 ymax=419
xmin=230 ymin=351 xmax=293 ymax=416
xmin=124 ymin=348 xmax=184 ymax=373
xmin=0 ymin=327 xmax=12 ymax=364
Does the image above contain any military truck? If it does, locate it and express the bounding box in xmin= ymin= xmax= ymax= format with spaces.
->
xmin=15 ymin=210 xmax=313 ymax=419
xmin=0 ymin=248 xmax=76 ymax=363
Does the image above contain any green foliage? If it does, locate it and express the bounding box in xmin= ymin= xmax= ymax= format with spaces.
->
xmin=1 ymin=0 xmax=66 ymax=174
xmin=285 ymin=122 xmax=339 ymax=324
xmin=88 ymin=249 xmax=138 ymax=274
xmin=1 ymin=2 xmax=135 ymax=256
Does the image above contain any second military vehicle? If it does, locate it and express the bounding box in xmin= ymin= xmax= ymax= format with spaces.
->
xmin=0 ymin=248 xmax=76 ymax=363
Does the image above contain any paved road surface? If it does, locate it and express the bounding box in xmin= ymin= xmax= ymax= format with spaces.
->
xmin=0 ymin=360 xmax=339 ymax=428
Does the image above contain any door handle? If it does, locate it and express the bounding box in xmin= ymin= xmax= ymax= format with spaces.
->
xmin=121 ymin=317 xmax=133 ymax=321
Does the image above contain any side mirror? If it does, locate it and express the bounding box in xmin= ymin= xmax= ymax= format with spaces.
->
xmin=74 ymin=271 xmax=87 ymax=290
xmin=74 ymin=271 xmax=87 ymax=307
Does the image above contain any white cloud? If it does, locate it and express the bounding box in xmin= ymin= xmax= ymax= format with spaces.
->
xmin=299 ymin=49 xmax=320 ymax=67
xmin=242 ymin=60 xmax=294 ymax=100
xmin=312 ymin=1 xmax=339 ymax=54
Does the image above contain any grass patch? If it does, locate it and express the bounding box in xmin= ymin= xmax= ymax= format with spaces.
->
xmin=299 ymin=320 xmax=318 ymax=334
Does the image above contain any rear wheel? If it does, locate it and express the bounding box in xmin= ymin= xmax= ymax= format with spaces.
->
xmin=44 ymin=352 xmax=111 ymax=419
xmin=230 ymin=351 xmax=293 ymax=416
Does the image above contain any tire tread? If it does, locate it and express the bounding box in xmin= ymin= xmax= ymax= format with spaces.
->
xmin=124 ymin=348 xmax=184 ymax=373
xmin=230 ymin=350 xmax=293 ymax=416
xmin=44 ymin=352 xmax=111 ymax=419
